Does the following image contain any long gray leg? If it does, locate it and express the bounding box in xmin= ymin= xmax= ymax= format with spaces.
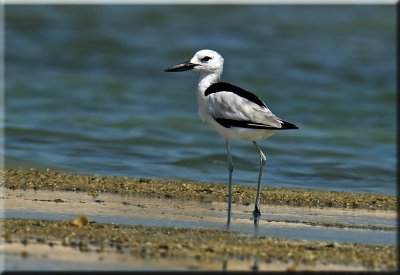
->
xmin=225 ymin=139 xmax=233 ymax=226
xmin=252 ymin=141 xmax=266 ymax=225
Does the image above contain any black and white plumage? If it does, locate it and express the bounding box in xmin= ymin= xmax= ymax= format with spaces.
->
xmin=165 ymin=49 xmax=298 ymax=225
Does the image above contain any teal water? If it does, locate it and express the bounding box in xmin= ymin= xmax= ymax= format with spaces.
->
xmin=4 ymin=5 xmax=396 ymax=195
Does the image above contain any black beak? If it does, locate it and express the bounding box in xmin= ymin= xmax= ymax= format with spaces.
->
xmin=164 ymin=61 xmax=198 ymax=72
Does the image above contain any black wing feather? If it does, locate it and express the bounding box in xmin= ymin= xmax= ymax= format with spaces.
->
xmin=205 ymin=82 xmax=267 ymax=108
xmin=214 ymin=118 xmax=298 ymax=130
xmin=205 ymin=82 xmax=298 ymax=130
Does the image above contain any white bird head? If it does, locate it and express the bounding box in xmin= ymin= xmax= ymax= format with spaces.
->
xmin=165 ymin=49 xmax=224 ymax=76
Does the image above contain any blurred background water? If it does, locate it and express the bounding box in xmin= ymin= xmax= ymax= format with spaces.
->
xmin=4 ymin=5 xmax=396 ymax=195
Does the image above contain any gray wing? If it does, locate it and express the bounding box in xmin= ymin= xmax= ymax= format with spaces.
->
xmin=205 ymin=91 xmax=285 ymax=129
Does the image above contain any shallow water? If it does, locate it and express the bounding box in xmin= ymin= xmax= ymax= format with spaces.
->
xmin=4 ymin=189 xmax=396 ymax=246
xmin=4 ymin=5 xmax=396 ymax=195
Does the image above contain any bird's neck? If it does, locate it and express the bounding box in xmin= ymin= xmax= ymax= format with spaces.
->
xmin=195 ymin=72 xmax=221 ymax=123
xmin=197 ymin=72 xmax=221 ymax=93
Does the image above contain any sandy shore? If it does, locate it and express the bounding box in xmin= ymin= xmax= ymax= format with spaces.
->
xmin=2 ymin=168 xmax=396 ymax=210
xmin=1 ymin=168 xmax=397 ymax=271
xmin=2 ymin=218 xmax=396 ymax=271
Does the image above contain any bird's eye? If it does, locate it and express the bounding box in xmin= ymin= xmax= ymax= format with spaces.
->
xmin=201 ymin=56 xmax=212 ymax=62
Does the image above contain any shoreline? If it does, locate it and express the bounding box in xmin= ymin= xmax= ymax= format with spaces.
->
xmin=2 ymin=168 xmax=396 ymax=211
xmin=2 ymin=218 xmax=396 ymax=271
xmin=2 ymin=168 xmax=397 ymax=271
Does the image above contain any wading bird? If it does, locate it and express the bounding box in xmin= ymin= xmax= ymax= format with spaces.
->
xmin=165 ymin=49 xmax=298 ymax=225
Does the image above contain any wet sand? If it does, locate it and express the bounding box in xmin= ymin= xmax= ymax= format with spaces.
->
xmin=3 ymin=188 xmax=396 ymax=243
xmin=1 ymin=168 xmax=398 ymax=271
xmin=2 ymin=218 xmax=397 ymax=271
xmin=2 ymin=168 xmax=396 ymax=210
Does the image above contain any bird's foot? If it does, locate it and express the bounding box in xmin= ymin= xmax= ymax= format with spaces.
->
xmin=253 ymin=202 xmax=261 ymax=216
xmin=252 ymin=203 xmax=261 ymax=225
